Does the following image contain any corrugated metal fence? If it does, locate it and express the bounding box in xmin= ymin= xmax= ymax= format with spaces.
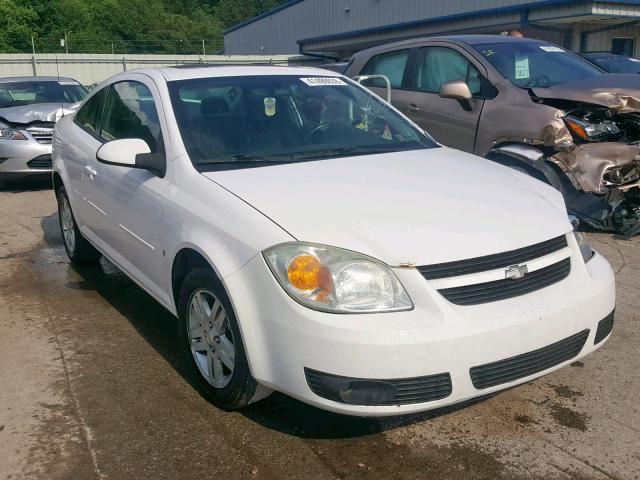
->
xmin=0 ymin=54 xmax=319 ymax=85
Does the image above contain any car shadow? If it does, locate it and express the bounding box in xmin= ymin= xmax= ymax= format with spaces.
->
xmin=39 ymin=212 xmax=494 ymax=439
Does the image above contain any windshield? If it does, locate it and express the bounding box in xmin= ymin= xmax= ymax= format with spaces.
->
xmin=590 ymin=55 xmax=640 ymax=74
xmin=168 ymin=75 xmax=436 ymax=171
xmin=0 ymin=81 xmax=87 ymax=108
xmin=472 ymin=42 xmax=603 ymax=88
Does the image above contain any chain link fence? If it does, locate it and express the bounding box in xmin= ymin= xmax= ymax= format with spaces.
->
xmin=0 ymin=53 xmax=320 ymax=86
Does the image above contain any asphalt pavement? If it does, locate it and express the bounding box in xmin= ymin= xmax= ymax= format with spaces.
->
xmin=0 ymin=183 xmax=638 ymax=480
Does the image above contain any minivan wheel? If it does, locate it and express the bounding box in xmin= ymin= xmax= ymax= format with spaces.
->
xmin=56 ymin=186 xmax=101 ymax=264
xmin=178 ymin=268 xmax=260 ymax=410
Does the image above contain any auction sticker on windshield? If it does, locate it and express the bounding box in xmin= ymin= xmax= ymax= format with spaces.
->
xmin=300 ymin=77 xmax=347 ymax=86
xmin=539 ymin=46 xmax=564 ymax=53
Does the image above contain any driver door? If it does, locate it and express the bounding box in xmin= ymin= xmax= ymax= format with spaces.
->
xmin=83 ymin=78 xmax=170 ymax=303
xmin=405 ymin=46 xmax=487 ymax=153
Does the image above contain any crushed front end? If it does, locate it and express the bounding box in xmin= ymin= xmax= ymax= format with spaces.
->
xmin=546 ymin=104 xmax=640 ymax=237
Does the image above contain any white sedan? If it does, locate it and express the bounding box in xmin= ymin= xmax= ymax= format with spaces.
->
xmin=52 ymin=66 xmax=615 ymax=416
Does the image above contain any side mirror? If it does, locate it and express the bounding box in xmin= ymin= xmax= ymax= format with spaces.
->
xmin=438 ymin=80 xmax=473 ymax=111
xmin=96 ymin=138 xmax=165 ymax=177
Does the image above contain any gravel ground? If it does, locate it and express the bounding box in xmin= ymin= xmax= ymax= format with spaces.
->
xmin=0 ymin=183 xmax=638 ymax=480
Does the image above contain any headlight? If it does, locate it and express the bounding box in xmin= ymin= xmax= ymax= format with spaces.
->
xmin=263 ymin=243 xmax=413 ymax=313
xmin=573 ymin=231 xmax=594 ymax=262
xmin=0 ymin=127 xmax=27 ymax=140
xmin=564 ymin=116 xmax=620 ymax=142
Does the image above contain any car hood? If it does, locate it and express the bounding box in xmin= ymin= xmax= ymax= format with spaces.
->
xmin=203 ymin=148 xmax=571 ymax=266
xmin=0 ymin=102 xmax=79 ymax=125
xmin=532 ymin=74 xmax=640 ymax=113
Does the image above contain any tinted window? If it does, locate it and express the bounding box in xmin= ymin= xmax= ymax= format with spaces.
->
xmin=612 ymin=38 xmax=635 ymax=57
xmin=100 ymin=82 xmax=162 ymax=152
xmin=473 ymin=41 xmax=602 ymax=88
xmin=168 ymin=75 xmax=436 ymax=172
xmin=0 ymin=80 xmax=87 ymax=108
xmin=413 ymin=47 xmax=482 ymax=94
xmin=74 ymin=87 xmax=107 ymax=136
xmin=360 ymin=50 xmax=410 ymax=88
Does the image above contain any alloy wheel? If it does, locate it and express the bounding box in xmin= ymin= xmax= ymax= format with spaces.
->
xmin=60 ymin=195 xmax=76 ymax=254
xmin=187 ymin=289 xmax=235 ymax=388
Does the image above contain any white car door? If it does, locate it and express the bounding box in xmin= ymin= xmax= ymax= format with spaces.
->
xmin=59 ymin=87 xmax=108 ymax=228
xmin=82 ymin=77 xmax=171 ymax=304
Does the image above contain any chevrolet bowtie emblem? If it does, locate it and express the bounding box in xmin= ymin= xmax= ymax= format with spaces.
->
xmin=505 ymin=264 xmax=529 ymax=280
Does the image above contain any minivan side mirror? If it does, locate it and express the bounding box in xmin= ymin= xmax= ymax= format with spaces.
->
xmin=439 ymin=80 xmax=473 ymax=111
xmin=96 ymin=138 xmax=166 ymax=177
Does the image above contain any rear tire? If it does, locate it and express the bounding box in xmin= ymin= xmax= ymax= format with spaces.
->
xmin=56 ymin=186 xmax=101 ymax=264
xmin=177 ymin=267 xmax=261 ymax=410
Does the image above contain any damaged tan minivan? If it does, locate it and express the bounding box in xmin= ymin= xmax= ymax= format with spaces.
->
xmin=345 ymin=35 xmax=640 ymax=236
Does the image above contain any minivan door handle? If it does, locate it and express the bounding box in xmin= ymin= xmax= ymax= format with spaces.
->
xmin=84 ymin=165 xmax=97 ymax=177
xmin=407 ymin=104 xmax=420 ymax=113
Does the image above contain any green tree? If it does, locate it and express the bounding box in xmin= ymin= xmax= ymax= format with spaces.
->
xmin=0 ymin=0 xmax=37 ymax=52
xmin=0 ymin=0 xmax=284 ymax=53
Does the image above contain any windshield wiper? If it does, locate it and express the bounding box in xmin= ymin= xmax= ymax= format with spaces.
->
xmin=196 ymin=154 xmax=292 ymax=166
xmin=286 ymin=145 xmax=412 ymax=160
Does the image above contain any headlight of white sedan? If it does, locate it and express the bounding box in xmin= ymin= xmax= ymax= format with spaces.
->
xmin=0 ymin=127 xmax=27 ymax=141
xmin=569 ymin=215 xmax=594 ymax=263
xmin=263 ymin=243 xmax=413 ymax=313
xmin=574 ymin=231 xmax=594 ymax=262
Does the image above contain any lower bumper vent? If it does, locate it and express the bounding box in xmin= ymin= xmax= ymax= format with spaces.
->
xmin=594 ymin=311 xmax=614 ymax=344
xmin=304 ymin=368 xmax=452 ymax=406
xmin=470 ymin=329 xmax=589 ymax=389
xmin=27 ymin=154 xmax=52 ymax=169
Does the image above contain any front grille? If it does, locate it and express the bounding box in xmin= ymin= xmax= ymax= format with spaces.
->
xmin=594 ymin=310 xmax=615 ymax=344
xmin=470 ymin=329 xmax=589 ymax=389
xmin=418 ymin=235 xmax=567 ymax=280
xmin=438 ymin=257 xmax=571 ymax=306
xmin=27 ymin=127 xmax=54 ymax=144
xmin=27 ymin=154 xmax=52 ymax=169
xmin=305 ymin=368 xmax=452 ymax=406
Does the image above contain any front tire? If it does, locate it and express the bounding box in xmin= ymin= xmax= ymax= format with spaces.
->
xmin=177 ymin=268 xmax=260 ymax=410
xmin=56 ymin=186 xmax=101 ymax=264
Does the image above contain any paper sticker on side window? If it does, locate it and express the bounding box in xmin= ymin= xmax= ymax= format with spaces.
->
xmin=300 ymin=77 xmax=347 ymax=86
xmin=58 ymin=81 xmax=80 ymax=85
xmin=539 ymin=46 xmax=564 ymax=53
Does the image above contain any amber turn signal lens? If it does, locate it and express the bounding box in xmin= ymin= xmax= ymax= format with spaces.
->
xmin=287 ymin=255 xmax=321 ymax=290
xmin=566 ymin=119 xmax=588 ymax=140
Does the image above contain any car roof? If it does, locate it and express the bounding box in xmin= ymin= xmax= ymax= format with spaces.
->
xmin=123 ymin=65 xmax=342 ymax=83
xmin=0 ymin=76 xmax=80 ymax=84
xmin=353 ymin=34 xmax=551 ymax=57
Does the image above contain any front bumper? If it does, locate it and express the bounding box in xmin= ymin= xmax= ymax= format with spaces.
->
xmin=224 ymin=245 xmax=615 ymax=416
xmin=0 ymin=138 xmax=52 ymax=179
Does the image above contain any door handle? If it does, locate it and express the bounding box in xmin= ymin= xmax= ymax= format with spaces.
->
xmin=84 ymin=165 xmax=97 ymax=177
xmin=407 ymin=104 xmax=420 ymax=112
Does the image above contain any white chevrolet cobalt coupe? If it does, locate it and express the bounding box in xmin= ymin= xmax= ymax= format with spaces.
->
xmin=52 ymin=66 xmax=615 ymax=416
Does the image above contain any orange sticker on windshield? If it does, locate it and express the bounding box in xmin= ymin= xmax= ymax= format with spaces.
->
xmin=264 ymin=97 xmax=276 ymax=117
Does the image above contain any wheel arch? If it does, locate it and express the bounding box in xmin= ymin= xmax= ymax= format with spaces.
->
xmin=171 ymin=246 xmax=218 ymax=313
xmin=52 ymin=171 xmax=64 ymax=193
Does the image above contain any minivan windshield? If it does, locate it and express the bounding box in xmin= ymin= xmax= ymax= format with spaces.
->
xmin=0 ymin=81 xmax=87 ymax=108
xmin=169 ymin=75 xmax=436 ymax=171
xmin=472 ymin=41 xmax=603 ymax=88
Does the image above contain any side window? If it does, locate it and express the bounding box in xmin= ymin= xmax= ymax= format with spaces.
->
xmin=100 ymin=81 xmax=162 ymax=153
xmin=360 ymin=49 xmax=410 ymax=88
xmin=74 ymin=87 xmax=107 ymax=136
xmin=413 ymin=47 xmax=482 ymax=95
